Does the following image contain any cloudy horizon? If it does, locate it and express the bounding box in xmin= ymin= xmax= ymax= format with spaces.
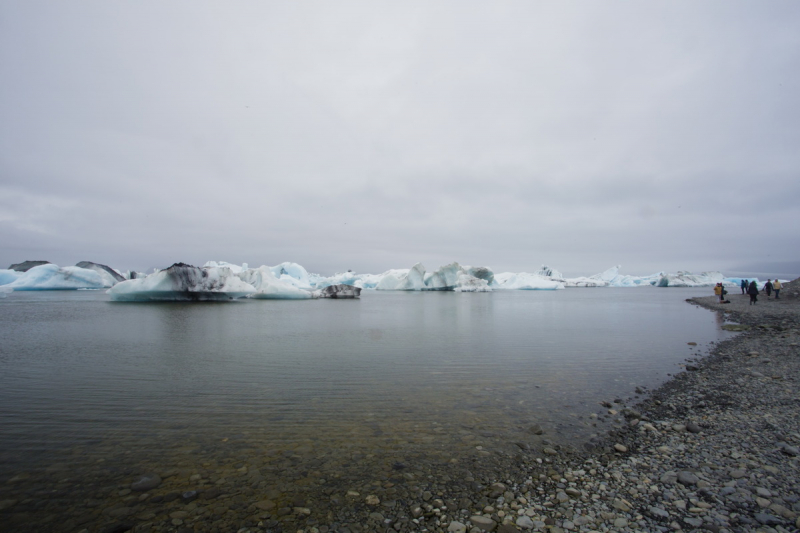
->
xmin=2 ymin=1 xmax=799 ymax=279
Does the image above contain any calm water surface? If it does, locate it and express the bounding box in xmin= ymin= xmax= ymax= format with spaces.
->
xmin=0 ymin=286 xmax=727 ymax=481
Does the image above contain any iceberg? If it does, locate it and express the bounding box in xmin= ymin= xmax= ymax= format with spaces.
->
xmin=494 ymin=272 xmax=564 ymax=290
xmin=269 ymin=262 xmax=314 ymax=290
xmin=423 ymin=262 xmax=493 ymax=292
xmin=560 ymin=266 xmax=663 ymax=288
xmin=313 ymin=284 xmax=361 ymax=299
xmin=312 ymin=270 xmax=363 ymax=289
xmin=656 ymin=271 xmax=732 ymax=288
xmin=376 ymin=264 xmax=426 ymax=291
xmin=237 ymin=266 xmax=313 ymax=299
xmin=6 ymin=264 xmax=112 ymax=290
xmin=423 ymin=262 xmax=464 ymax=291
xmin=108 ymin=263 xmax=256 ymax=301
xmin=372 ymin=263 xmax=494 ymax=292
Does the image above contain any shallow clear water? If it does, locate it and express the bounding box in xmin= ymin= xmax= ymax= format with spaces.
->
xmin=0 ymin=286 xmax=727 ymax=482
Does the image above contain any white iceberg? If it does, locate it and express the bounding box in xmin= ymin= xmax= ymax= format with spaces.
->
xmin=376 ymin=264 xmax=426 ymax=291
xmin=656 ymin=271 xmax=732 ymax=287
xmin=311 ymin=270 xmax=366 ymax=289
xmin=494 ymin=272 xmax=564 ymax=290
xmin=237 ymin=266 xmax=313 ymax=299
xmin=6 ymin=264 xmax=112 ymax=290
xmin=561 ymin=266 xmax=662 ymax=288
xmin=269 ymin=262 xmax=314 ymax=290
xmin=372 ymin=262 xmax=494 ymax=292
xmin=203 ymin=260 xmax=248 ymax=274
xmin=108 ymin=263 xmax=256 ymax=301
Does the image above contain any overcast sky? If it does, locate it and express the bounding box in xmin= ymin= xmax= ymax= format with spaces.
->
xmin=2 ymin=1 xmax=799 ymax=278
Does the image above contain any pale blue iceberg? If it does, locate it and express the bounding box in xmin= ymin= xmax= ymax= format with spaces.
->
xmin=0 ymin=269 xmax=22 ymax=286
xmin=7 ymin=264 xmax=112 ymax=290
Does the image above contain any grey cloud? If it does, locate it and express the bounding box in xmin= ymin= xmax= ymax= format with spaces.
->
xmin=1 ymin=1 xmax=799 ymax=278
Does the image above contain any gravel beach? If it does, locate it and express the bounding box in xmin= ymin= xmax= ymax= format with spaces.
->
xmin=2 ymin=283 xmax=798 ymax=533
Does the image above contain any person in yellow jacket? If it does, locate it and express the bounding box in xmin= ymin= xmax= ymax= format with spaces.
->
xmin=773 ymin=279 xmax=782 ymax=299
xmin=714 ymin=283 xmax=723 ymax=302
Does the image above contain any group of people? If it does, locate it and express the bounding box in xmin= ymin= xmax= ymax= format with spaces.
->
xmin=735 ymin=278 xmax=782 ymax=305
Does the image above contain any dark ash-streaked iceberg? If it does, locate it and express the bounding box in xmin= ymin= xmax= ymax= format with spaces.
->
xmin=108 ymin=263 xmax=256 ymax=301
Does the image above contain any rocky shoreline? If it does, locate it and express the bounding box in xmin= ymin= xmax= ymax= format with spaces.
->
xmin=2 ymin=286 xmax=799 ymax=533
xmin=445 ymin=287 xmax=799 ymax=533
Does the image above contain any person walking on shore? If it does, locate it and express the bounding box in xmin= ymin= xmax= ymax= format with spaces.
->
xmin=773 ymin=279 xmax=782 ymax=299
xmin=748 ymin=280 xmax=759 ymax=305
xmin=714 ymin=283 xmax=723 ymax=302
xmin=763 ymin=279 xmax=773 ymax=298
xmin=740 ymin=279 xmax=747 ymax=294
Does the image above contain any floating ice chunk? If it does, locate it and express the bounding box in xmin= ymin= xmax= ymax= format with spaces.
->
xmin=312 ymin=270 xmax=364 ymax=289
xmin=453 ymin=272 xmax=491 ymax=292
xmin=581 ymin=265 xmax=663 ymax=287
xmin=424 ymin=262 xmax=462 ymax=290
xmin=465 ymin=266 xmax=495 ymax=286
xmin=376 ymin=264 xmax=426 ymax=291
xmin=494 ymin=272 xmax=564 ymax=290
xmin=313 ymin=284 xmax=361 ymax=299
xmin=564 ymin=276 xmax=608 ymax=287
xmin=237 ymin=266 xmax=313 ymax=299
xmin=269 ymin=262 xmax=313 ymax=290
xmin=108 ymin=263 xmax=256 ymax=301
xmin=656 ymin=271 xmax=731 ymax=287
xmin=7 ymin=264 xmax=110 ymax=290
xmin=0 ymin=269 xmax=22 ymax=286
xmin=423 ymin=262 xmax=494 ymax=291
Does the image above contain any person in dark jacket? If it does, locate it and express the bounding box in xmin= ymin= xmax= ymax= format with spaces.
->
xmin=748 ymin=280 xmax=759 ymax=305
xmin=740 ymin=279 xmax=747 ymax=294
xmin=763 ymin=279 xmax=773 ymax=298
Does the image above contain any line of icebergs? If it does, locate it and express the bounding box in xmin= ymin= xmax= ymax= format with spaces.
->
xmin=0 ymin=259 xmax=762 ymax=301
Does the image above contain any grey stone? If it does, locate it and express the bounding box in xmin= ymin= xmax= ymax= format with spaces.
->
xmin=131 ymin=474 xmax=162 ymax=491
xmin=754 ymin=513 xmax=782 ymax=525
xmin=469 ymin=515 xmax=497 ymax=531
xmin=684 ymin=517 xmax=703 ymax=527
xmin=730 ymin=469 xmax=746 ymax=479
xmin=649 ymin=506 xmax=670 ymax=520
xmin=448 ymin=521 xmax=468 ymax=533
xmin=686 ymin=422 xmax=702 ymax=433
xmin=515 ymin=516 xmax=534 ymax=529
xmin=677 ymin=471 xmax=699 ymax=486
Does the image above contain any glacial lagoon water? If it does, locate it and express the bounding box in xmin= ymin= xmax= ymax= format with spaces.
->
xmin=0 ymin=286 xmax=730 ymax=525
